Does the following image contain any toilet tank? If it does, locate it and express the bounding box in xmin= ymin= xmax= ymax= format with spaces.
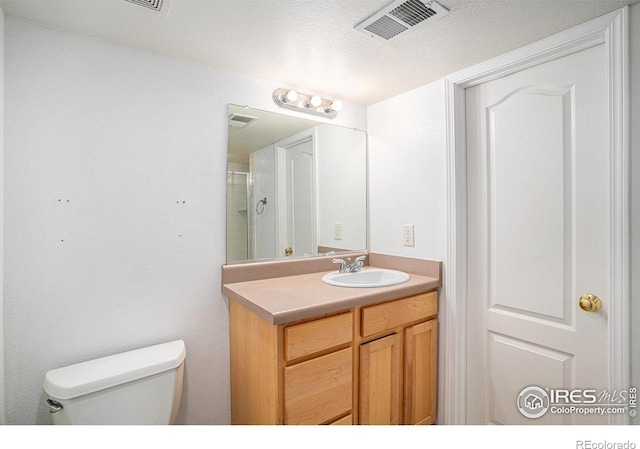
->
xmin=43 ymin=340 xmax=186 ymax=425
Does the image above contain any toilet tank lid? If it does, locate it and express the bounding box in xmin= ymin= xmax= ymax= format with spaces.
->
xmin=43 ymin=340 xmax=186 ymax=400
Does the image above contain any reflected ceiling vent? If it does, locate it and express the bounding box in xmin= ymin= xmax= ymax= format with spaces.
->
xmin=355 ymin=0 xmax=449 ymax=42
xmin=125 ymin=0 xmax=163 ymax=11
xmin=228 ymin=113 xmax=258 ymax=129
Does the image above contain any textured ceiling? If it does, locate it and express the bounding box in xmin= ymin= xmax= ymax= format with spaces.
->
xmin=0 ymin=0 xmax=636 ymax=105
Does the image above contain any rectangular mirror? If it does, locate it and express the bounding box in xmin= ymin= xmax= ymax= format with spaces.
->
xmin=227 ymin=104 xmax=367 ymax=264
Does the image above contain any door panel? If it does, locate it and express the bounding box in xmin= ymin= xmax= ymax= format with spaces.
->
xmin=489 ymin=333 xmax=572 ymax=425
xmin=488 ymin=85 xmax=573 ymax=323
xmin=286 ymin=138 xmax=315 ymax=257
xmin=466 ymin=43 xmax=609 ymax=424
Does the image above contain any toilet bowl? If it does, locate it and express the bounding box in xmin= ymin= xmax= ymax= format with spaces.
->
xmin=43 ymin=340 xmax=186 ymax=425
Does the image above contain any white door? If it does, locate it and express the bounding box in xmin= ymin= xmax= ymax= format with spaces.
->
xmin=285 ymin=137 xmax=316 ymax=257
xmin=466 ymin=43 xmax=610 ymax=424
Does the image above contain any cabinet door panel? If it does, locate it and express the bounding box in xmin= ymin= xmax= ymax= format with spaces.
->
xmin=328 ymin=414 xmax=353 ymax=425
xmin=405 ymin=319 xmax=437 ymax=425
xmin=359 ymin=333 xmax=402 ymax=425
xmin=284 ymin=348 xmax=352 ymax=425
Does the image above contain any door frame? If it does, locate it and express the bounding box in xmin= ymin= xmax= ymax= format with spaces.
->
xmin=442 ymin=7 xmax=630 ymax=425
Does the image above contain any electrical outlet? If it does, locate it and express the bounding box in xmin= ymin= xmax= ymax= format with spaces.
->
xmin=334 ymin=223 xmax=342 ymax=240
xmin=403 ymin=225 xmax=414 ymax=247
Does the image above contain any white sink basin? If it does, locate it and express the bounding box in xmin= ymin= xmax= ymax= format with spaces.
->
xmin=322 ymin=268 xmax=410 ymax=288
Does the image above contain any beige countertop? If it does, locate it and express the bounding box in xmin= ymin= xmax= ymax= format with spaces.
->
xmin=222 ymin=254 xmax=441 ymax=325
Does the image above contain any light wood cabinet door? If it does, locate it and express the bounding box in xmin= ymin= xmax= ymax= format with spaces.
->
xmin=404 ymin=319 xmax=437 ymax=424
xmin=359 ymin=333 xmax=402 ymax=425
xmin=329 ymin=414 xmax=353 ymax=425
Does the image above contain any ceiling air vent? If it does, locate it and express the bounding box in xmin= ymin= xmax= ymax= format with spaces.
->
xmin=228 ymin=113 xmax=258 ymax=129
xmin=355 ymin=0 xmax=449 ymax=42
xmin=125 ymin=0 xmax=163 ymax=11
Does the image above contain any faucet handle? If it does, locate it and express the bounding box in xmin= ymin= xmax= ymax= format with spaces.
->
xmin=353 ymin=255 xmax=366 ymax=270
xmin=332 ymin=258 xmax=347 ymax=273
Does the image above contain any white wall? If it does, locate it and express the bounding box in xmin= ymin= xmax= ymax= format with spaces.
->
xmin=367 ymin=80 xmax=447 ymax=261
xmin=3 ymin=18 xmax=366 ymax=424
xmin=316 ymin=124 xmax=367 ymax=252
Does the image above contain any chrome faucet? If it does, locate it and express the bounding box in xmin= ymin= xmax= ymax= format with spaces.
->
xmin=332 ymin=255 xmax=366 ymax=273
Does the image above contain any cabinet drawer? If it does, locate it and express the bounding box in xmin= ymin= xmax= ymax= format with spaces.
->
xmin=361 ymin=291 xmax=437 ymax=337
xmin=284 ymin=348 xmax=353 ymax=425
xmin=285 ymin=312 xmax=352 ymax=361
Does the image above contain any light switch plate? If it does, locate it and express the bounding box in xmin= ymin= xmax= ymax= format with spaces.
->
xmin=334 ymin=223 xmax=342 ymax=240
xmin=403 ymin=225 xmax=414 ymax=246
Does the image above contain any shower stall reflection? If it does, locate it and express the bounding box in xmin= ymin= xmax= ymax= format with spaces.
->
xmin=226 ymin=167 xmax=251 ymax=263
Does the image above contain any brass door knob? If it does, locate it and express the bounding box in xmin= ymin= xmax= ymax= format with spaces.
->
xmin=284 ymin=247 xmax=293 ymax=256
xmin=579 ymin=293 xmax=602 ymax=312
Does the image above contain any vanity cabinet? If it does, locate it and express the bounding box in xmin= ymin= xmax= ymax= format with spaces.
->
xmin=229 ymin=290 xmax=437 ymax=425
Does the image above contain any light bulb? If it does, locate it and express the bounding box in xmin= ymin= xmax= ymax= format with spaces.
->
xmin=284 ymin=90 xmax=298 ymax=102
xmin=310 ymin=95 xmax=322 ymax=107
xmin=330 ymin=100 xmax=343 ymax=112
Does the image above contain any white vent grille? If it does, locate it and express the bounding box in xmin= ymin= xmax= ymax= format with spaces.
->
xmin=364 ymin=15 xmax=408 ymax=41
xmin=355 ymin=0 xmax=449 ymax=42
xmin=125 ymin=0 xmax=163 ymax=11
xmin=229 ymin=113 xmax=258 ymax=129
xmin=390 ymin=0 xmax=438 ymax=25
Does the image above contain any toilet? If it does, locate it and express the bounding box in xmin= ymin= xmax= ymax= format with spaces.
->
xmin=43 ymin=340 xmax=186 ymax=425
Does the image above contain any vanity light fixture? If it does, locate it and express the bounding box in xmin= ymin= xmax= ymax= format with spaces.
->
xmin=272 ymin=88 xmax=342 ymax=119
